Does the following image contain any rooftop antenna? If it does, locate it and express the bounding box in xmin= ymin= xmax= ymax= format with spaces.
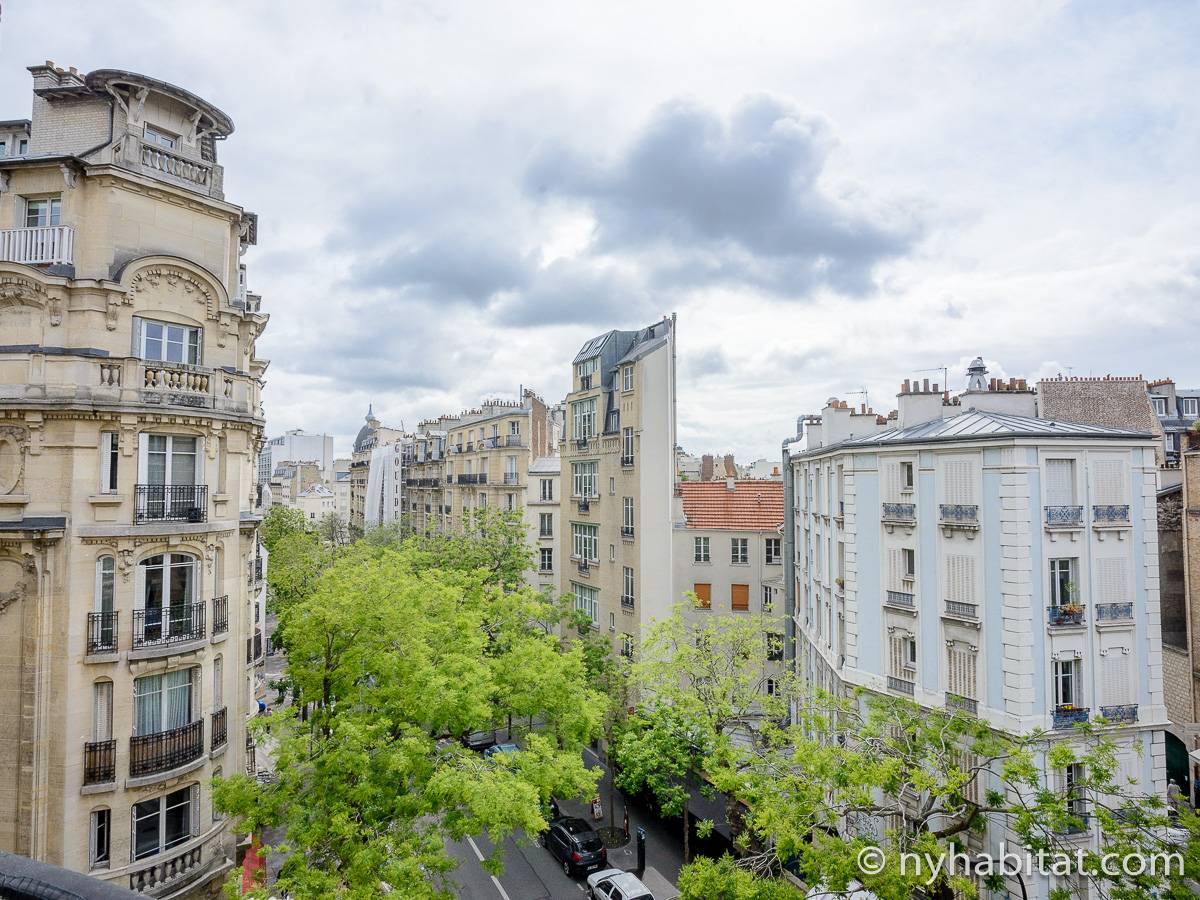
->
xmin=914 ymin=365 xmax=950 ymax=392
xmin=846 ymin=387 xmax=869 ymax=409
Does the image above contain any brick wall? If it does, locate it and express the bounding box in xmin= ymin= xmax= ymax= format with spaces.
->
xmin=1163 ymin=645 xmax=1193 ymax=737
xmin=29 ymin=95 xmax=111 ymax=157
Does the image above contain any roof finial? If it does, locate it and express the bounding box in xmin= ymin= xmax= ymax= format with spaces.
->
xmin=966 ymin=356 xmax=988 ymax=391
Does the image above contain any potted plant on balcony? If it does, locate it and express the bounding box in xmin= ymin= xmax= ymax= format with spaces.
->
xmin=835 ymin=577 xmax=845 ymax=589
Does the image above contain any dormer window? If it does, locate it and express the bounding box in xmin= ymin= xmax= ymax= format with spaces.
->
xmin=144 ymin=124 xmax=177 ymax=150
xmin=25 ymin=197 xmax=61 ymax=228
xmin=136 ymin=318 xmax=201 ymax=365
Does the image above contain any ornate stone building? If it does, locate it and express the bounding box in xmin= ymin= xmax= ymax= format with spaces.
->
xmin=0 ymin=62 xmax=268 ymax=895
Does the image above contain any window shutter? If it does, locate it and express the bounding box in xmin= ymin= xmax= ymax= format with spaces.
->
xmin=888 ymin=549 xmax=903 ymax=591
xmin=944 ymin=459 xmax=976 ymax=505
xmin=889 ymin=635 xmax=904 ymax=677
xmin=1096 ymin=556 xmax=1128 ymax=604
xmin=694 ymin=583 xmax=712 ymax=608
xmin=885 ymin=462 xmax=900 ymax=502
xmin=948 ymin=646 xmax=976 ymax=699
xmin=731 ymin=584 xmax=749 ymax=611
xmin=1092 ymin=460 xmax=1126 ymax=506
xmin=1102 ymin=652 xmax=1132 ymax=705
xmin=945 ymin=555 xmax=975 ymax=604
xmin=93 ymin=681 xmax=112 ymax=742
xmin=1045 ymin=459 xmax=1075 ymax=506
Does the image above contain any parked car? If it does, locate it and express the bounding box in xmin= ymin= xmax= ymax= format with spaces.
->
xmin=461 ymin=729 xmax=498 ymax=751
xmin=586 ymin=868 xmax=655 ymax=900
xmin=482 ymin=742 xmax=520 ymax=758
xmin=540 ymin=816 xmax=607 ymax=877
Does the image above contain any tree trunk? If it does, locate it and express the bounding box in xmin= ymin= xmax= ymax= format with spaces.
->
xmin=682 ymin=809 xmax=690 ymax=863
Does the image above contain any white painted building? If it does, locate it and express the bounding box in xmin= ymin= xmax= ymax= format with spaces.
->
xmin=787 ymin=374 xmax=1166 ymax=899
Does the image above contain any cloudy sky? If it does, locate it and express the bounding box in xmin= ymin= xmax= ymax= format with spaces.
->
xmin=3 ymin=1 xmax=1197 ymax=460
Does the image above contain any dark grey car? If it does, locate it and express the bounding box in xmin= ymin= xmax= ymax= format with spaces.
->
xmin=540 ymin=815 xmax=608 ymax=877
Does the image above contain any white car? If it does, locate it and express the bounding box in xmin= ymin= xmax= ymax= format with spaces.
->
xmin=586 ymin=867 xmax=656 ymax=900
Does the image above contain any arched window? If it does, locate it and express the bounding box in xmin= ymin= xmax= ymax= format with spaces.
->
xmin=137 ymin=553 xmax=199 ymax=644
xmin=91 ymin=556 xmax=118 ymax=653
xmin=92 ymin=678 xmax=113 ymax=742
xmin=95 ymin=556 xmax=115 ymax=613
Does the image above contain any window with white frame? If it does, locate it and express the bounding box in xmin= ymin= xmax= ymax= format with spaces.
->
xmin=505 ymin=493 xmax=515 ymax=511
xmin=762 ymin=585 xmax=774 ymax=612
xmin=572 ymin=523 xmax=599 ymax=562
xmin=509 ymin=420 xmax=520 ymax=436
xmin=25 ymin=196 xmax=61 ymax=227
xmin=572 ymin=582 xmax=599 ymax=625
xmin=138 ymin=553 xmax=197 ymax=641
xmin=1182 ymin=397 xmax=1199 ymax=419
xmin=100 ymin=432 xmax=119 ymax=493
xmin=132 ymin=784 xmax=197 ymax=860
xmin=133 ymin=668 xmax=195 ymax=736
xmin=539 ymin=512 xmax=553 ymax=537
xmin=1053 ymin=657 xmax=1081 ymax=707
xmin=141 ymin=434 xmax=199 ymax=487
xmin=622 ymin=427 xmax=634 ymax=459
xmin=731 ymin=538 xmax=749 ymax=565
xmin=947 ymin=643 xmax=977 ymax=701
xmin=540 ymin=548 xmax=553 ymax=572
xmin=572 ymin=461 xmax=597 ymax=498
xmin=1049 ymin=558 xmax=1078 ymax=607
xmin=143 ymin=124 xmax=177 ymax=149
xmin=609 ymin=611 xmax=616 ymax=632
xmin=902 ymin=548 xmax=916 ymax=579
xmin=213 ymin=656 xmax=223 ymax=710
xmin=90 ymin=808 xmax=111 ymax=869
xmin=576 ymin=355 xmax=598 ymax=382
xmin=623 ymin=497 xmax=634 ymax=530
xmin=572 ymin=398 xmax=596 ymax=440
xmin=621 ymin=633 xmax=634 ymax=658
xmin=623 ymin=565 xmax=634 ymax=601
xmin=765 ymin=678 xmax=778 ymax=696
xmin=609 ymin=476 xmax=616 ymax=495
xmin=540 ymin=478 xmax=554 ymax=501
xmin=95 ymin=556 xmax=115 ymax=616
xmin=694 ymin=536 xmax=710 ymax=563
xmin=136 ymin=318 xmax=202 ymax=366
xmin=765 ymin=538 xmax=781 ymax=565
xmin=900 ymin=461 xmax=914 ymax=492
xmin=1151 ymin=396 xmax=1167 ymax=416
xmin=622 ymin=366 xmax=634 ymax=391
xmin=478 ymin=492 xmax=487 ymax=508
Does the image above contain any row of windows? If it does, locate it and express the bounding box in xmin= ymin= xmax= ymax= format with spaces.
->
xmin=0 ymin=137 xmax=29 ymax=157
xmin=693 ymin=536 xmax=781 ymax=565
xmin=694 ymin=582 xmax=776 ymax=614
xmin=573 ymin=357 xmax=635 ymax=392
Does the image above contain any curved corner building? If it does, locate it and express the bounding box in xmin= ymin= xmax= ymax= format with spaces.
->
xmin=0 ymin=62 xmax=269 ymax=895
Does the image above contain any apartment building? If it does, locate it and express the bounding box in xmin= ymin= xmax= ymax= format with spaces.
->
xmin=260 ymin=429 xmax=336 ymax=484
xmin=672 ymin=480 xmax=787 ymax=684
xmin=1147 ymin=379 xmax=1200 ymax=476
xmin=560 ymin=316 xmax=677 ymax=654
xmin=348 ymin=406 xmax=406 ymax=533
xmin=787 ymin=362 xmax=1166 ymax=900
xmin=528 ymin=454 xmax=562 ymax=595
xmin=363 ymin=436 xmax=412 ymax=530
xmin=267 ymin=460 xmax=322 ymax=508
xmin=0 ymin=62 xmax=268 ymax=893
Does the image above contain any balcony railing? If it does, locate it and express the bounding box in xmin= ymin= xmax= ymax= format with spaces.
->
xmin=465 ymin=442 xmax=475 ymax=452
xmin=503 ymin=473 xmax=520 ymax=485
xmin=0 ymin=224 xmax=74 ymax=265
xmin=944 ymin=600 xmax=978 ymax=620
xmin=253 ymin=556 xmax=263 ymax=582
xmin=1045 ymin=505 xmax=1084 ymax=527
xmin=87 ymin=610 xmax=118 ymax=654
xmin=1099 ymin=704 xmax=1138 ymax=724
xmin=140 ymin=141 xmax=212 ymax=187
xmin=621 ymin=595 xmax=635 ymax=611
xmin=580 ymin=375 xmax=593 ymax=390
xmin=887 ymin=675 xmax=915 ymax=695
xmin=939 ymin=504 xmax=979 ymax=525
xmin=1096 ymin=602 xmax=1134 ymax=623
xmin=881 ymin=502 xmax=916 ymax=523
xmin=621 ymin=525 xmax=635 ymax=539
xmin=621 ymin=455 xmax=634 ymax=468
xmin=577 ymin=497 xmax=591 ymax=512
xmin=211 ymin=596 xmax=229 ymax=635
xmin=134 ymin=484 xmax=208 ymax=524
xmin=128 ymin=845 xmax=203 ymax=894
xmin=83 ymin=739 xmax=116 ymax=785
xmin=1053 ymin=706 xmax=1090 ymax=729
xmin=945 ymin=692 xmax=978 ymax=715
xmin=211 ymin=707 xmax=228 ymax=750
xmin=1047 ymin=605 xmax=1085 ymax=628
xmin=133 ymin=603 xmax=206 ymax=650
xmin=1093 ymin=504 xmax=1130 ymax=525
xmin=578 ymin=559 xmax=591 ymax=575
xmin=130 ymin=719 xmax=204 ymax=777
xmin=505 ymin=434 xmax=522 ymax=447
xmin=141 ymin=363 xmax=211 ymax=402
xmin=575 ymin=437 xmax=590 ymax=450
xmin=884 ymin=590 xmax=915 ymax=609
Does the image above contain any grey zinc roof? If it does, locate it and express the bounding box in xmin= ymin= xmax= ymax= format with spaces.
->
xmin=827 ymin=410 xmax=1152 ymax=452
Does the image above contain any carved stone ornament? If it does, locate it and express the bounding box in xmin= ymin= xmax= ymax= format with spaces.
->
xmin=118 ymin=548 xmax=135 ymax=580
xmin=0 ymin=275 xmax=48 ymax=311
xmin=127 ymin=266 xmax=218 ymax=321
xmin=48 ymin=297 xmax=63 ymax=326
xmin=0 ymin=427 xmax=28 ymax=495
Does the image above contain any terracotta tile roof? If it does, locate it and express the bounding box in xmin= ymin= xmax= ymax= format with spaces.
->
xmin=679 ymin=480 xmax=784 ymax=531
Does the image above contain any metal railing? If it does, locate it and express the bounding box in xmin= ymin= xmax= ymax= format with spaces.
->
xmin=578 ymin=559 xmax=591 ymax=575
xmin=887 ymin=675 xmax=915 ymax=695
xmin=1053 ymin=706 xmax=1089 ymax=729
xmin=1096 ymin=602 xmax=1134 ymax=622
xmin=885 ymin=590 xmax=915 ymax=608
xmin=0 ymin=224 xmax=74 ymax=265
xmin=505 ymin=434 xmax=522 ymax=447
xmin=87 ymin=611 xmax=118 ymax=654
xmin=945 ymin=692 xmax=977 ymax=714
xmin=133 ymin=603 xmax=206 ymax=649
xmin=134 ymin=484 xmax=207 ymax=524
xmin=83 ymin=739 xmax=116 ymax=785
xmin=211 ymin=707 xmax=228 ymax=750
xmin=621 ymin=595 xmax=635 ymax=611
xmin=1047 ymin=605 xmax=1085 ymax=627
xmin=577 ymin=497 xmax=591 ymax=512
xmin=129 ymin=719 xmax=204 ymax=777
xmin=575 ymin=437 xmax=590 ymax=450
xmin=944 ymin=600 xmax=978 ymax=619
xmin=503 ymin=473 xmax=520 ymax=485
xmin=881 ymin=502 xmax=916 ymax=522
xmin=1093 ymin=504 xmax=1130 ymax=524
xmin=1045 ymin=505 xmax=1084 ymax=527
xmin=1099 ymin=704 xmax=1137 ymax=724
xmin=621 ymin=525 xmax=635 ymax=538
xmin=211 ymin=596 xmax=229 ymax=635
xmin=620 ymin=454 xmax=634 ymax=467
xmin=939 ymin=504 xmax=978 ymax=525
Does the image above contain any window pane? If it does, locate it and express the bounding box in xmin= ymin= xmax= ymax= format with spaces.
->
xmin=133 ymin=798 xmax=161 ymax=859
xmin=135 ymin=675 xmax=163 ymax=736
xmin=170 ymin=437 xmax=197 ymax=484
xmin=163 ymin=787 xmax=191 ymax=849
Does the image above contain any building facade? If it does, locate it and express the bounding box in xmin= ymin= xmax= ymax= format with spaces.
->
xmin=260 ymin=429 xmax=335 ymax=485
xmin=1148 ymin=378 xmax=1200 ymax=477
xmin=788 ymin=372 xmax=1166 ymax=899
xmin=0 ymin=62 xmax=268 ymax=893
xmin=348 ymin=407 xmax=405 ymax=534
xmin=560 ymin=317 xmax=677 ymax=655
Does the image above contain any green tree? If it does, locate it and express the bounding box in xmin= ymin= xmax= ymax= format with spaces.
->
xmin=678 ymin=855 xmax=802 ymax=900
xmin=317 ymin=511 xmax=350 ymax=547
xmin=406 ymin=507 xmax=533 ymax=589
xmin=215 ymin=538 xmax=603 ymax=898
xmin=260 ymin=504 xmax=309 ymax=551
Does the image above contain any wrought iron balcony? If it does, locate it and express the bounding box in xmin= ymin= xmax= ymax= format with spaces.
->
xmin=129 ymin=719 xmax=204 ymax=777
xmin=253 ymin=556 xmax=263 ymax=582
xmin=1093 ymin=504 xmax=1130 ymax=525
xmin=621 ymin=595 xmax=635 ymax=611
xmin=134 ymin=484 xmax=207 ymax=524
xmin=87 ymin=610 xmax=118 ymax=654
xmin=0 ymin=224 xmax=74 ymax=265
xmin=505 ymin=434 xmax=522 ymax=447
xmin=939 ymin=504 xmax=979 ymax=525
xmin=211 ymin=595 xmax=229 ymax=635
xmin=133 ymin=603 xmax=206 ymax=649
xmin=211 ymin=706 xmax=228 ymax=750
xmin=83 ymin=739 xmax=116 ymax=785
xmin=577 ymin=497 xmax=591 ymax=512
xmin=943 ymin=600 xmax=978 ymax=620
xmin=577 ymin=559 xmax=591 ymax=575
xmin=620 ymin=454 xmax=634 ymax=468
xmin=881 ymin=502 xmax=916 ymax=523
xmin=465 ymin=442 xmax=475 ymax=452
xmin=1045 ymin=505 xmax=1083 ymax=527
xmin=945 ymin=692 xmax=978 ymax=715
xmin=1053 ymin=706 xmax=1090 ymax=729
xmin=621 ymin=525 xmax=635 ymax=539
xmin=884 ymin=590 xmax=915 ymax=609
xmin=1047 ymin=605 xmax=1085 ymax=628
xmin=887 ymin=675 xmax=915 ymax=695
xmin=575 ymin=437 xmax=590 ymax=450
xmin=1099 ymin=703 xmax=1138 ymax=724
xmin=1095 ymin=602 xmax=1134 ymax=623
xmin=503 ymin=473 xmax=520 ymax=485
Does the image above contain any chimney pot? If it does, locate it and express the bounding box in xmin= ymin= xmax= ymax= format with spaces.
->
xmin=923 ymin=378 xmax=930 ymax=392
